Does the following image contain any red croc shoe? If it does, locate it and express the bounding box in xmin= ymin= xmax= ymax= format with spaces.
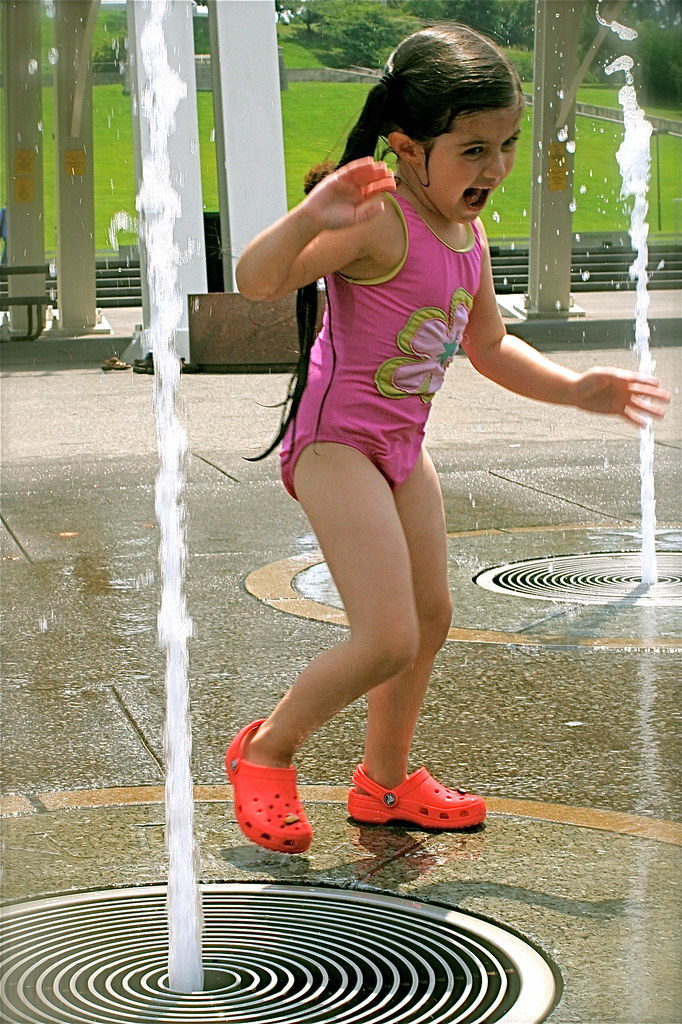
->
xmin=225 ymin=720 xmax=313 ymax=854
xmin=347 ymin=764 xmax=486 ymax=829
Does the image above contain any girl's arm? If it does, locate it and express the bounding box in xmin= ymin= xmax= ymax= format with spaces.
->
xmin=461 ymin=224 xmax=671 ymax=426
xmin=236 ymin=158 xmax=395 ymax=301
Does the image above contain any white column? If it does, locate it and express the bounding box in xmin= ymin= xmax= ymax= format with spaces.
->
xmin=527 ymin=0 xmax=585 ymax=318
xmin=126 ymin=0 xmax=207 ymax=361
xmin=2 ymin=0 xmax=45 ymax=336
xmin=51 ymin=0 xmax=100 ymax=334
xmin=208 ymin=0 xmax=287 ymax=292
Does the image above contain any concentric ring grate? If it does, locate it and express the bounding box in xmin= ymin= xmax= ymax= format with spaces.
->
xmin=474 ymin=551 xmax=682 ymax=606
xmin=0 ymin=884 xmax=558 ymax=1024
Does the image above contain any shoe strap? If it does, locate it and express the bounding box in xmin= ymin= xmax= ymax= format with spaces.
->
xmin=395 ymin=766 xmax=431 ymax=796
xmin=352 ymin=765 xmax=429 ymax=801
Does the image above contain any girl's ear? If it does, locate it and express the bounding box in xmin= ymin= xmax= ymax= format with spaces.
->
xmin=387 ymin=130 xmax=426 ymax=168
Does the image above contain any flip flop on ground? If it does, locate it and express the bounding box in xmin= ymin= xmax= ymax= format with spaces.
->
xmin=101 ymin=356 xmax=131 ymax=371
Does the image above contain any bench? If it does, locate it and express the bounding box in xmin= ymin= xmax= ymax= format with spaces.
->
xmin=0 ymin=295 xmax=52 ymax=341
xmin=0 ymin=265 xmax=52 ymax=340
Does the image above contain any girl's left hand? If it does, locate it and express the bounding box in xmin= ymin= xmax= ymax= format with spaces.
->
xmin=573 ymin=367 xmax=671 ymax=426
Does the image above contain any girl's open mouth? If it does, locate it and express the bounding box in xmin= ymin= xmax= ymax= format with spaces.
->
xmin=463 ymin=187 xmax=490 ymax=210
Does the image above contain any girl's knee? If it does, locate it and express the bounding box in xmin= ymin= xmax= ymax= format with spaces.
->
xmin=357 ymin=620 xmax=420 ymax=679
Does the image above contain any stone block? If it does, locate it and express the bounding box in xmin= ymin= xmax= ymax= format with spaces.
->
xmin=188 ymin=290 xmax=322 ymax=372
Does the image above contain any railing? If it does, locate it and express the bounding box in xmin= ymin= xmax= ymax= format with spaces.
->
xmin=1 ymin=244 xmax=680 ymax=308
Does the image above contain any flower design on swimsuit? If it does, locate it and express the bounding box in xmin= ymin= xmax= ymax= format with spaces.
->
xmin=375 ymin=287 xmax=474 ymax=403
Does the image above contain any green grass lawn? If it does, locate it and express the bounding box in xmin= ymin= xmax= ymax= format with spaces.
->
xmin=276 ymin=82 xmax=681 ymax=238
xmin=277 ymin=24 xmax=325 ymax=69
xmin=3 ymin=82 xmax=680 ymax=250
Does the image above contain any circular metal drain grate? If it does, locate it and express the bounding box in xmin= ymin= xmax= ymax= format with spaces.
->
xmin=474 ymin=551 xmax=682 ymax=606
xmin=0 ymin=884 xmax=558 ymax=1024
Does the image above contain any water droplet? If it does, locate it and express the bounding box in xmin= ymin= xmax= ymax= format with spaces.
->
xmin=605 ymin=55 xmax=635 ymax=77
xmin=536 ymin=175 xmax=543 ymax=184
xmin=608 ymin=19 xmax=638 ymax=42
xmin=581 ymin=270 xmax=591 ymax=281
xmin=554 ymin=300 xmax=561 ymax=310
xmin=48 ymin=47 xmax=59 ymax=65
xmin=210 ymin=128 xmax=215 ymax=143
xmin=28 ymin=59 xmax=38 ymax=75
xmin=569 ymin=200 xmax=577 ymax=212
xmin=558 ymin=89 xmax=565 ymax=100
xmin=492 ymin=211 xmax=500 ymax=222
xmin=557 ymin=126 xmax=568 ymax=142
xmin=579 ymin=185 xmax=587 ymax=194
xmin=37 ymin=120 xmax=43 ymax=133
xmin=49 ymin=260 xmax=57 ymax=278
xmin=44 ymin=0 xmax=55 ymax=16
xmin=108 ymin=211 xmax=137 ymax=250
xmin=39 ymin=616 xmax=48 ymax=632
xmin=575 ymin=233 xmax=581 ymax=241
xmin=657 ymin=259 xmax=665 ymax=270
xmin=566 ymin=140 xmax=575 ymax=154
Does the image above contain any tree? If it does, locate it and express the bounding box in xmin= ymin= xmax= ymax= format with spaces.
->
xmin=298 ymin=5 xmax=324 ymax=33
xmin=402 ymin=0 xmax=534 ymax=48
xmin=292 ymin=2 xmax=419 ymax=68
xmin=635 ymin=18 xmax=682 ymax=104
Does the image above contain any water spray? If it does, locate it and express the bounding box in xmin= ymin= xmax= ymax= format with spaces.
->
xmin=602 ymin=9 xmax=658 ymax=586
xmin=136 ymin=0 xmax=204 ymax=993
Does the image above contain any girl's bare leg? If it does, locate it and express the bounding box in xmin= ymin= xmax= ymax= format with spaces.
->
xmin=362 ymin=449 xmax=452 ymax=789
xmin=246 ymin=443 xmax=421 ymax=768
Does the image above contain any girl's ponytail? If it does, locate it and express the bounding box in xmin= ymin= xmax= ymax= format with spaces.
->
xmin=249 ymin=83 xmax=391 ymax=463
xmin=337 ymin=79 xmax=392 ymax=167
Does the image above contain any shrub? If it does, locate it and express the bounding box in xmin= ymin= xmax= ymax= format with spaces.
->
xmin=293 ymin=2 xmax=420 ymax=69
xmin=507 ymin=48 xmax=533 ymax=83
xmin=635 ymin=19 xmax=682 ymax=106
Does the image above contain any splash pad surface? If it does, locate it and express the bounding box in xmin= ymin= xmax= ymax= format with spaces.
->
xmin=246 ymin=525 xmax=682 ymax=651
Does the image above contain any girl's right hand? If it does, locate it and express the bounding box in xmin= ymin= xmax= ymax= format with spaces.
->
xmin=302 ymin=157 xmax=396 ymax=232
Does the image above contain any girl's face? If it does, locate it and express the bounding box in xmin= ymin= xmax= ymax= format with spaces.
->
xmin=405 ymin=104 xmax=522 ymax=223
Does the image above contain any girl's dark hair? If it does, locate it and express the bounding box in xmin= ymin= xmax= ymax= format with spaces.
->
xmin=251 ymin=25 xmax=522 ymax=461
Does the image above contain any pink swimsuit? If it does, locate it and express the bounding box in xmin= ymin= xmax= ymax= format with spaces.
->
xmin=280 ymin=193 xmax=482 ymax=500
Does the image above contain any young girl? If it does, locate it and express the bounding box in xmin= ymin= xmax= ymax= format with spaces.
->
xmin=227 ymin=25 xmax=669 ymax=854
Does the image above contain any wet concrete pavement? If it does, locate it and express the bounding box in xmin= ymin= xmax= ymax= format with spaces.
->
xmin=1 ymin=300 xmax=681 ymax=1022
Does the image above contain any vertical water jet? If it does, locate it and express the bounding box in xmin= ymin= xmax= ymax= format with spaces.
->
xmin=603 ymin=20 xmax=658 ymax=585
xmin=136 ymin=0 xmax=203 ymax=993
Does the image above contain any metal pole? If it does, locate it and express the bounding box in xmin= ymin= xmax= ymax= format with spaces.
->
xmin=654 ymin=131 xmax=662 ymax=233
